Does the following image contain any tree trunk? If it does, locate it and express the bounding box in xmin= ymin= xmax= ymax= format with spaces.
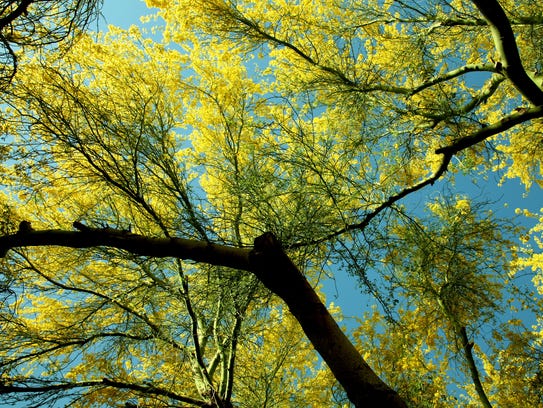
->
xmin=0 ymin=225 xmax=407 ymax=407
xmin=249 ymin=232 xmax=407 ymax=407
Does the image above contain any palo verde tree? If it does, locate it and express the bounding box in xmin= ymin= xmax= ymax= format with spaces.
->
xmin=1 ymin=0 xmax=543 ymax=407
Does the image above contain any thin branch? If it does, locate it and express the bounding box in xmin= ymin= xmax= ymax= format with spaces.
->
xmin=1 ymin=332 xmax=153 ymax=369
xmin=290 ymin=104 xmax=543 ymax=249
xmin=289 ymin=153 xmax=453 ymax=249
xmin=17 ymin=250 xmax=183 ymax=353
xmin=0 ymin=377 xmax=208 ymax=407
xmin=224 ymin=9 xmax=357 ymax=87
xmin=0 ymin=379 xmax=104 ymax=394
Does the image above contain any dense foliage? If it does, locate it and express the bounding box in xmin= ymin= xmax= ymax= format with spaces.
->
xmin=1 ymin=0 xmax=543 ymax=406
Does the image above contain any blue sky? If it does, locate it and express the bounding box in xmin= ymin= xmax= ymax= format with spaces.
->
xmin=101 ymin=0 xmax=154 ymax=28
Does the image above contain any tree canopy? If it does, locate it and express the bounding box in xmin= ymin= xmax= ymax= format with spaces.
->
xmin=1 ymin=0 xmax=543 ymax=407
xmin=0 ymin=0 xmax=102 ymax=89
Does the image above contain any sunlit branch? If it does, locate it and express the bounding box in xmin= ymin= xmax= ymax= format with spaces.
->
xmin=176 ymin=260 xmax=219 ymax=402
xmin=436 ymin=104 xmax=543 ymax=155
xmin=293 ymin=53 xmax=493 ymax=102
xmin=355 ymin=16 xmax=543 ymax=30
xmin=409 ymin=74 xmax=505 ymax=127
xmin=455 ymin=75 xmax=504 ymax=115
xmin=100 ymin=378 xmax=210 ymax=406
xmin=435 ymin=16 xmax=543 ymax=26
xmin=471 ymin=0 xmax=543 ymax=106
xmin=72 ymin=120 xmax=172 ymax=238
xmin=346 ymin=63 xmax=499 ymax=99
xmin=224 ymin=312 xmax=243 ymax=402
xmin=411 ymin=63 xmax=499 ymax=96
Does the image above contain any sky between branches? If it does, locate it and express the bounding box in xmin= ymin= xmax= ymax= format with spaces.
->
xmin=98 ymin=0 xmax=543 ymax=325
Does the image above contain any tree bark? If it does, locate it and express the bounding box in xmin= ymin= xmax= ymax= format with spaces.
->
xmin=0 ymin=225 xmax=407 ymax=407
xmin=249 ymin=232 xmax=407 ymax=407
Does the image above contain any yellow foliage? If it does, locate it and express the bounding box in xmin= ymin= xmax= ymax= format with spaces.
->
xmin=2 ymin=0 xmax=543 ymax=406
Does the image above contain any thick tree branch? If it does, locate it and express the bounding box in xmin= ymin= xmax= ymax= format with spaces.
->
xmin=0 ymin=223 xmax=252 ymax=271
xmin=249 ymin=232 xmax=407 ymax=407
xmin=470 ymin=0 xmax=543 ymax=106
xmin=0 ymin=224 xmax=408 ymax=407
xmin=459 ymin=327 xmax=493 ymax=408
xmin=0 ymin=0 xmax=32 ymax=30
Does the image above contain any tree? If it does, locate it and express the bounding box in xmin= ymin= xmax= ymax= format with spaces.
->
xmin=0 ymin=0 xmax=102 ymax=89
xmin=1 ymin=0 xmax=543 ymax=406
